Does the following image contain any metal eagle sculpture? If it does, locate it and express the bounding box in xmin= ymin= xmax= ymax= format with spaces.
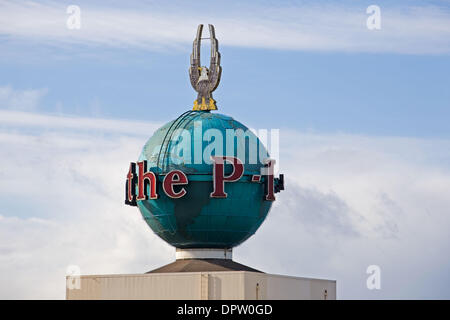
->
xmin=189 ymin=24 xmax=222 ymax=111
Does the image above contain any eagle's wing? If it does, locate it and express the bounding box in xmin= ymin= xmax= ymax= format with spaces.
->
xmin=208 ymin=24 xmax=222 ymax=92
xmin=189 ymin=24 xmax=203 ymax=91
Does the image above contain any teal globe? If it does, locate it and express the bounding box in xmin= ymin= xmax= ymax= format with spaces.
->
xmin=137 ymin=111 xmax=272 ymax=248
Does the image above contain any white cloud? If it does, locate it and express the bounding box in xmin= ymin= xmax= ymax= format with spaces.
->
xmin=0 ymin=111 xmax=168 ymax=299
xmin=0 ymin=1 xmax=449 ymax=54
xmin=0 ymin=109 xmax=161 ymax=136
xmin=237 ymin=131 xmax=450 ymax=298
xmin=1 ymin=110 xmax=450 ymax=298
xmin=0 ymin=85 xmax=48 ymax=111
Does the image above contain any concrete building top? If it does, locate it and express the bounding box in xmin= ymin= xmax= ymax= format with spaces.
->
xmin=147 ymin=258 xmax=263 ymax=273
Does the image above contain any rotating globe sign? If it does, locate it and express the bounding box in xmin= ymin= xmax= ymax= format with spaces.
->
xmin=124 ymin=24 xmax=284 ymax=250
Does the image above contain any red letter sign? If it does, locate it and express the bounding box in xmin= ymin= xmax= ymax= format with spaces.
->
xmin=264 ymin=159 xmax=276 ymax=201
xmin=210 ymin=156 xmax=244 ymax=198
xmin=163 ymin=170 xmax=188 ymax=198
xmin=136 ymin=161 xmax=158 ymax=200
xmin=125 ymin=162 xmax=137 ymax=206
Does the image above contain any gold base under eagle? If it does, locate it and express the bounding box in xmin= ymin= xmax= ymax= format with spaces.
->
xmin=193 ymin=97 xmax=218 ymax=111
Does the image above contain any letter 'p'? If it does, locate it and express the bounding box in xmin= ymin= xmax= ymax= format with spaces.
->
xmin=210 ymin=156 xmax=244 ymax=198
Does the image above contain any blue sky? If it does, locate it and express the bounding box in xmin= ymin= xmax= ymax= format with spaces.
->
xmin=4 ymin=49 xmax=450 ymax=137
xmin=1 ymin=0 xmax=449 ymax=137
xmin=1 ymin=0 xmax=450 ymax=299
